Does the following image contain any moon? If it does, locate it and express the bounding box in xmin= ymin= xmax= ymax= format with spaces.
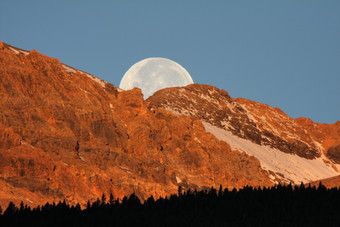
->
xmin=119 ymin=57 xmax=194 ymax=99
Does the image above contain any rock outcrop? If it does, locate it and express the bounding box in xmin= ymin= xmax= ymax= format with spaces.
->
xmin=309 ymin=174 xmax=340 ymax=188
xmin=148 ymin=84 xmax=324 ymax=159
xmin=148 ymin=84 xmax=340 ymax=184
xmin=0 ymin=41 xmax=271 ymax=208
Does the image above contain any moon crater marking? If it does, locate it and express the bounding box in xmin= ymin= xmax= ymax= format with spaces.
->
xmin=119 ymin=57 xmax=194 ymax=99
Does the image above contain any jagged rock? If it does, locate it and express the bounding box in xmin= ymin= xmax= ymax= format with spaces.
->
xmin=327 ymin=145 xmax=340 ymax=164
xmin=148 ymin=84 xmax=340 ymax=184
xmin=148 ymin=84 xmax=340 ymax=161
xmin=0 ymin=42 xmax=271 ymax=208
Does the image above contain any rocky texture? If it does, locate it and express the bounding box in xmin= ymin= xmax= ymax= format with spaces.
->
xmin=148 ymin=84 xmax=340 ymax=184
xmin=239 ymin=100 xmax=340 ymax=161
xmin=0 ymin=41 xmax=271 ymax=208
xmin=327 ymin=145 xmax=340 ymax=164
xmin=309 ymin=175 xmax=340 ymax=188
xmin=148 ymin=84 xmax=326 ymax=159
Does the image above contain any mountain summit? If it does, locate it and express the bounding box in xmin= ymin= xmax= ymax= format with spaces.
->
xmin=148 ymin=84 xmax=340 ymax=184
xmin=0 ymin=41 xmax=270 ymax=208
xmin=0 ymin=41 xmax=339 ymax=208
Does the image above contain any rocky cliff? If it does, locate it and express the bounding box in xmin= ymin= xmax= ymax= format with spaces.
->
xmin=148 ymin=84 xmax=340 ymax=184
xmin=0 ymin=41 xmax=271 ymax=208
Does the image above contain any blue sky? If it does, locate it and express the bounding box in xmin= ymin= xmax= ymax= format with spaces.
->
xmin=1 ymin=0 xmax=339 ymax=124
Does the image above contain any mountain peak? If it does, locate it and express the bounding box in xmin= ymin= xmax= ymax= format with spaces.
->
xmin=1 ymin=41 xmax=339 ymax=209
xmin=148 ymin=84 xmax=340 ymax=184
xmin=0 ymin=42 xmax=272 ymax=208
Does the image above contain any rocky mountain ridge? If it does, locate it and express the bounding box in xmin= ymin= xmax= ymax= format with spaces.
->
xmin=148 ymin=83 xmax=340 ymax=184
xmin=0 ymin=41 xmax=271 ymax=208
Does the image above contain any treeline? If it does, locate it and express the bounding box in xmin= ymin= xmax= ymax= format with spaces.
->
xmin=1 ymin=183 xmax=340 ymax=226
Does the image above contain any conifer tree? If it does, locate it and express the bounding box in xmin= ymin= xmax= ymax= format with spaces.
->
xmin=86 ymin=200 xmax=91 ymax=210
xmin=109 ymin=193 xmax=114 ymax=205
xmin=178 ymin=186 xmax=183 ymax=197
xmin=4 ymin=202 xmax=17 ymax=216
xmin=19 ymin=201 xmax=24 ymax=215
xmin=218 ymin=185 xmax=223 ymax=197
xmin=101 ymin=193 xmax=106 ymax=206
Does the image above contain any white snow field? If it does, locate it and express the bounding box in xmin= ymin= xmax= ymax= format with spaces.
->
xmin=203 ymin=122 xmax=339 ymax=184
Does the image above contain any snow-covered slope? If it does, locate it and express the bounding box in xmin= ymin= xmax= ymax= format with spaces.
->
xmin=148 ymin=84 xmax=340 ymax=184
xmin=0 ymin=41 xmax=274 ymax=208
xmin=203 ymin=122 xmax=339 ymax=184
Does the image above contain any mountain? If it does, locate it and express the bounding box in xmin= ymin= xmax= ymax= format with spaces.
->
xmin=0 ymin=41 xmax=271 ymax=208
xmin=1 ymin=41 xmax=339 ymax=209
xmin=148 ymin=84 xmax=340 ymax=184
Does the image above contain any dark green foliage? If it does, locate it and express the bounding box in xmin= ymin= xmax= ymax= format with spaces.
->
xmin=1 ymin=183 xmax=340 ymax=226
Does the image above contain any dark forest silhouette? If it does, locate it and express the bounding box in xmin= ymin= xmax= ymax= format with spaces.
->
xmin=1 ymin=183 xmax=340 ymax=226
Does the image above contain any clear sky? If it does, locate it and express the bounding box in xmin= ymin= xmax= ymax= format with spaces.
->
xmin=1 ymin=0 xmax=339 ymax=124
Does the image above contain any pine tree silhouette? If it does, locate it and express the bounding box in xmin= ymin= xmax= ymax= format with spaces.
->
xmin=101 ymin=193 xmax=106 ymax=206
xmin=4 ymin=202 xmax=17 ymax=216
xmin=109 ymin=193 xmax=114 ymax=205
xmin=1 ymin=182 xmax=340 ymax=226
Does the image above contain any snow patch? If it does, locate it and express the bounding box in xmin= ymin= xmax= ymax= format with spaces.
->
xmin=162 ymin=106 xmax=195 ymax=116
xmin=8 ymin=47 xmax=29 ymax=55
xmin=62 ymin=65 xmax=76 ymax=74
xmin=79 ymin=156 xmax=87 ymax=163
xmin=78 ymin=87 xmax=89 ymax=94
xmin=258 ymin=115 xmax=281 ymax=136
xmin=194 ymin=137 xmax=201 ymax=144
xmin=176 ymin=176 xmax=182 ymax=183
xmin=19 ymin=49 xmax=29 ymax=55
xmin=203 ymin=122 xmax=339 ymax=184
xmin=238 ymin=103 xmax=257 ymax=123
xmin=199 ymin=94 xmax=218 ymax=104
xmin=63 ymin=65 xmax=106 ymax=88
xmin=313 ymin=141 xmax=324 ymax=152
xmin=9 ymin=47 xmax=20 ymax=55
xmin=221 ymin=120 xmax=235 ymax=131
xmin=25 ymin=198 xmax=33 ymax=203
xmin=85 ymin=73 xmax=106 ymax=88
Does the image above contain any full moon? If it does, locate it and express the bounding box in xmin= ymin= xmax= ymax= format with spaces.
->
xmin=119 ymin=57 xmax=194 ymax=99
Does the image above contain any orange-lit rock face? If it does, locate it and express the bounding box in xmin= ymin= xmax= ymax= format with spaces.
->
xmin=236 ymin=98 xmax=324 ymax=158
xmin=148 ymin=84 xmax=340 ymax=185
xmin=148 ymin=84 xmax=329 ymax=160
xmin=0 ymin=42 xmax=271 ymax=208
xmin=309 ymin=174 xmax=340 ymax=188
xmin=237 ymin=99 xmax=340 ymax=162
